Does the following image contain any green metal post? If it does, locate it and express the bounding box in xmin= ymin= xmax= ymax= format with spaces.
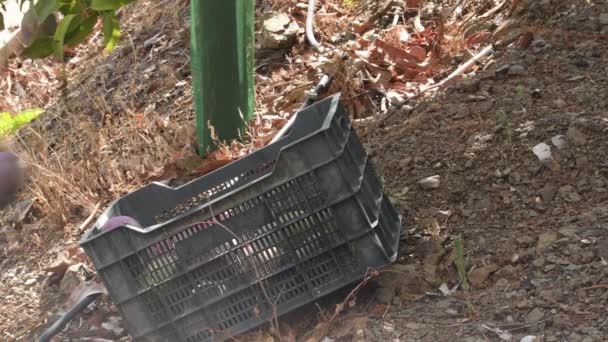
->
xmin=190 ymin=0 xmax=255 ymax=154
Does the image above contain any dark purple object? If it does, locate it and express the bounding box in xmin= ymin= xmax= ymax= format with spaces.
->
xmin=100 ymin=216 xmax=141 ymax=231
xmin=0 ymin=151 xmax=23 ymax=209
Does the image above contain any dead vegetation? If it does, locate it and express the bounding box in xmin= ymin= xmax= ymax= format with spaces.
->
xmin=1 ymin=0 xmax=608 ymax=340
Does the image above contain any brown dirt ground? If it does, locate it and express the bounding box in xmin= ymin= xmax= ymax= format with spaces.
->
xmin=1 ymin=0 xmax=608 ymax=341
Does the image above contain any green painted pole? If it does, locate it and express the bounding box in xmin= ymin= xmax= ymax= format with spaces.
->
xmin=190 ymin=0 xmax=255 ymax=155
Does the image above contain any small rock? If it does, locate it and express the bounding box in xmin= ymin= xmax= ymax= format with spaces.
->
xmin=418 ymin=175 xmax=440 ymax=190
xmin=405 ymin=322 xmax=426 ymax=330
xmin=508 ymin=64 xmax=526 ymax=76
xmin=559 ymin=185 xmax=582 ymax=203
xmin=520 ymin=336 xmax=540 ymax=342
xmin=558 ymin=226 xmax=578 ymax=238
xmin=575 ymin=154 xmax=589 ymax=168
xmin=508 ymin=172 xmax=522 ymax=184
xmin=531 ymin=37 xmax=551 ymax=53
xmin=445 ymin=308 xmax=459 ymax=315
xmin=401 ymin=187 xmax=410 ymax=195
xmin=399 ymin=157 xmax=413 ymax=169
xmin=495 ymin=278 xmax=510 ymax=288
xmin=460 ymin=78 xmax=480 ymax=93
xmin=599 ymin=13 xmax=608 ymax=25
xmin=551 ymin=135 xmax=567 ymax=149
xmin=537 ymin=232 xmax=559 ymax=252
xmin=495 ymin=64 xmax=512 ymax=79
xmin=526 ymin=308 xmax=545 ymax=323
xmin=516 ymin=299 xmax=531 ymax=309
xmin=469 ymin=264 xmax=499 ymax=289
xmin=260 ymin=13 xmax=299 ymax=49
xmin=532 ymin=143 xmax=552 ymax=162
xmin=595 ymin=240 xmax=608 ymax=262
xmin=540 ymin=183 xmax=557 ymax=203
xmin=24 ymin=278 xmax=36 ymax=286
xmin=101 ymin=316 xmax=125 ymax=336
xmin=539 ymin=289 xmax=554 ymax=302
xmin=566 ymin=127 xmax=587 ymax=146
xmin=579 ymin=250 xmax=595 ymax=264
xmin=496 ymin=265 xmax=521 ymax=280
xmin=60 ymin=264 xmax=85 ymax=296
xmin=517 ymin=235 xmax=536 ymax=247
xmin=532 ymin=257 xmax=545 ymax=268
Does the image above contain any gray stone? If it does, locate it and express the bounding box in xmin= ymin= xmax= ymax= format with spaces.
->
xmin=559 ymin=185 xmax=582 ymax=203
xmin=508 ymin=64 xmax=526 ymax=76
xmin=526 ymin=308 xmax=545 ymax=323
xmin=566 ymin=127 xmax=587 ymax=145
xmin=540 ymin=183 xmax=557 ymax=203
xmin=537 ymin=232 xmax=559 ymax=252
xmin=60 ymin=264 xmax=85 ymax=296
xmin=599 ymin=13 xmax=608 ymax=25
xmin=558 ymin=226 xmax=578 ymax=238
xmin=460 ymin=78 xmax=480 ymax=93
xmin=469 ymin=264 xmax=498 ymax=289
xmin=405 ymin=322 xmax=426 ymax=330
xmin=260 ymin=13 xmax=299 ymax=49
xmin=595 ymin=240 xmax=608 ymax=262
xmin=418 ymin=175 xmax=440 ymax=190
xmin=551 ymin=135 xmax=567 ymax=149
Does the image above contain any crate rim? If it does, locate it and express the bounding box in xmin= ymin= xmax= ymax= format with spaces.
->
xmin=80 ymin=93 xmax=344 ymax=245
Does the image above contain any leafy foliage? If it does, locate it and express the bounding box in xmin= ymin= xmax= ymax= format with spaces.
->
xmin=0 ymin=108 xmax=43 ymax=136
xmin=1 ymin=0 xmax=133 ymax=59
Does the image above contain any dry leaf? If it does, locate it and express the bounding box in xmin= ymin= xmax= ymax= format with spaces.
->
xmin=518 ymin=31 xmax=534 ymax=49
xmin=408 ymin=45 xmax=427 ymax=61
xmin=465 ymin=31 xmax=492 ymax=46
xmin=43 ymin=255 xmax=73 ymax=274
xmin=376 ymin=39 xmax=426 ymax=63
xmin=146 ymin=163 xmax=178 ymax=182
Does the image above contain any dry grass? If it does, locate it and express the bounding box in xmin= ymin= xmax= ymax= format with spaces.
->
xmin=13 ymin=95 xmax=186 ymax=231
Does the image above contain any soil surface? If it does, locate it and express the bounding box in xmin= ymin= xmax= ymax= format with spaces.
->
xmin=1 ymin=0 xmax=608 ymax=341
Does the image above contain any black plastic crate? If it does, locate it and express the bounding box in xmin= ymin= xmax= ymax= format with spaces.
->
xmin=80 ymin=94 xmax=401 ymax=341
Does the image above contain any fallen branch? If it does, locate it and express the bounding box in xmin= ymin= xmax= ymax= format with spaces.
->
xmin=479 ymin=0 xmax=508 ymax=19
xmin=78 ymin=201 xmax=102 ymax=232
xmin=423 ymin=44 xmax=493 ymax=93
xmin=577 ymin=284 xmax=608 ymax=291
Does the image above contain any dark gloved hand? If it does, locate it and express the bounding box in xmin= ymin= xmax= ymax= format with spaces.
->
xmin=0 ymin=151 xmax=24 ymax=209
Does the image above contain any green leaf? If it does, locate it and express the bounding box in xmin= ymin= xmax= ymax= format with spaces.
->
xmin=33 ymin=0 xmax=59 ymax=23
xmin=0 ymin=108 xmax=43 ymax=136
xmin=66 ymin=14 xmax=83 ymax=31
xmin=101 ymin=12 xmax=120 ymax=52
xmin=64 ymin=13 xmax=98 ymax=46
xmin=23 ymin=37 xmax=54 ymax=58
xmin=0 ymin=13 xmax=4 ymax=31
xmin=58 ymin=0 xmax=86 ymax=15
xmin=90 ymin=0 xmax=134 ymax=11
xmin=53 ymin=14 xmax=76 ymax=59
